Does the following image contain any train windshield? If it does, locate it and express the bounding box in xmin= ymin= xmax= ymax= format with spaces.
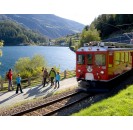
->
xmin=95 ymin=54 xmax=106 ymax=66
xmin=87 ymin=54 xmax=93 ymax=65
xmin=77 ymin=54 xmax=85 ymax=64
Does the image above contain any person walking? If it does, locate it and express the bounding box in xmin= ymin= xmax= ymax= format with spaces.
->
xmin=49 ymin=68 xmax=56 ymax=86
xmin=16 ymin=74 xmax=23 ymax=94
xmin=41 ymin=67 xmax=44 ymax=85
xmin=43 ymin=68 xmax=48 ymax=87
xmin=55 ymin=72 xmax=60 ymax=89
xmin=7 ymin=69 xmax=13 ymax=91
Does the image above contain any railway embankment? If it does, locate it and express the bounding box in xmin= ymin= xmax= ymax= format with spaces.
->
xmin=73 ymin=77 xmax=133 ymax=116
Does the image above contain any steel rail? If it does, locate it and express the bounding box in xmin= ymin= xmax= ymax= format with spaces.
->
xmin=43 ymin=94 xmax=95 ymax=116
xmin=11 ymin=90 xmax=82 ymax=116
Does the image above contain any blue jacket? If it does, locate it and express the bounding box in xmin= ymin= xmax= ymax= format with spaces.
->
xmin=55 ymin=74 xmax=60 ymax=81
xmin=16 ymin=77 xmax=21 ymax=84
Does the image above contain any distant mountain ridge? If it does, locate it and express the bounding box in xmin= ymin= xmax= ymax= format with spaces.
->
xmin=0 ymin=14 xmax=84 ymax=38
xmin=0 ymin=20 xmax=48 ymax=46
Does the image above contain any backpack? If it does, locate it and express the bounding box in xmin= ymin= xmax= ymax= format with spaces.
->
xmin=6 ymin=72 xmax=9 ymax=79
xmin=49 ymin=70 xmax=56 ymax=77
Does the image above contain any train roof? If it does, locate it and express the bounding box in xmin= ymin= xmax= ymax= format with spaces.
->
xmin=76 ymin=42 xmax=133 ymax=52
xmin=76 ymin=46 xmax=133 ymax=52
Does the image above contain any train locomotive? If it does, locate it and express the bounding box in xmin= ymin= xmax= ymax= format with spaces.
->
xmin=76 ymin=42 xmax=133 ymax=91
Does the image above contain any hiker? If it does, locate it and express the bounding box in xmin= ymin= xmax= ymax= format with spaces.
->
xmin=6 ymin=72 xmax=9 ymax=80
xmin=49 ymin=68 xmax=56 ymax=86
xmin=43 ymin=68 xmax=48 ymax=87
xmin=41 ymin=67 xmax=44 ymax=85
xmin=16 ymin=74 xmax=23 ymax=94
xmin=55 ymin=72 xmax=60 ymax=89
xmin=7 ymin=69 xmax=14 ymax=91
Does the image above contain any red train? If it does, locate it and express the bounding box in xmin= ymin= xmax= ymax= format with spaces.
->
xmin=76 ymin=42 xmax=133 ymax=90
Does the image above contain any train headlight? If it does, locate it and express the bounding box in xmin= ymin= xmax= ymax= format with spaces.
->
xmin=100 ymin=71 xmax=104 ymax=74
xmin=78 ymin=69 xmax=81 ymax=72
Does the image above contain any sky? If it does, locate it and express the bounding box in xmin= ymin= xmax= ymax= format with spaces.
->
xmin=0 ymin=0 xmax=133 ymax=25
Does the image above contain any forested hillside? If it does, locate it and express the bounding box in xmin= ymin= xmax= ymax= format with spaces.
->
xmin=0 ymin=20 xmax=48 ymax=46
xmin=0 ymin=14 xmax=84 ymax=39
xmin=91 ymin=14 xmax=133 ymax=39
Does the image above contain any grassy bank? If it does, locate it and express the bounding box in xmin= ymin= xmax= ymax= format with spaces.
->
xmin=73 ymin=85 xmax=133 ymax=116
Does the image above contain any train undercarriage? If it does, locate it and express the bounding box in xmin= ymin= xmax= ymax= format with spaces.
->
xmin=77 ymin=69 xmax=133 ymax=93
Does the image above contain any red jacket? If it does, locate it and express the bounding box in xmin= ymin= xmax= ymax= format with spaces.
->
xmin=8 ymin=71 xmax=13 ymax=80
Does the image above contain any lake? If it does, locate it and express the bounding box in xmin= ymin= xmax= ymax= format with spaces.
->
xmin=0 ymin=46 xmax=76 ymax=77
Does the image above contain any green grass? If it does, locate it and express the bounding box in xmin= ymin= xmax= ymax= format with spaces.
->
xmin=73 ymin=85 xmax=133 ymax=116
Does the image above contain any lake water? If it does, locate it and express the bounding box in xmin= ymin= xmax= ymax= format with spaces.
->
xmin=0 ymin=46 xmax=76 ymax=77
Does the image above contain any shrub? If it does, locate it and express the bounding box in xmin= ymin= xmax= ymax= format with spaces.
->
xmin=20 ymin=71 xmax=32 ymax=79
xmin=14 ymin=55 xmax=47 ymax=78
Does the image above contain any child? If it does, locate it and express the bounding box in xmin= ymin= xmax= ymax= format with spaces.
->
xmin=16 ymin=74 xmax=23 ymax=94
xmin=55 ymin=72 xmax=60 ymax=89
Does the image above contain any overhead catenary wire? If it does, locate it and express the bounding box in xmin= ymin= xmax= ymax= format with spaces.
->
xmin=101 ymin=22 xmax=133 ymax=41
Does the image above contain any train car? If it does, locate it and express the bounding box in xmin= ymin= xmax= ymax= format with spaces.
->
xmin=76 ymin=42 xmax=133 ymax=91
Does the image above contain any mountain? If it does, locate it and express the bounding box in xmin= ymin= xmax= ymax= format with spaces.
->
xmin=0 ymin=14 xmax=84 ymax=38
xmin=0 ymin=20 xmax=48 ymax=46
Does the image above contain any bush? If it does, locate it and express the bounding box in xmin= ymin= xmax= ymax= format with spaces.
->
xmin=14 ymin=55 xmax=47 ymax=78
xmin=20 ymin=71 xmax=32 ymax=79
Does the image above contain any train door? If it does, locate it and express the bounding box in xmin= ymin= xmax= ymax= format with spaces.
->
xmin=108 ymin=51 xmax=114 ymax=79
xmin=85 ymin=53 xmax=94 ymax=80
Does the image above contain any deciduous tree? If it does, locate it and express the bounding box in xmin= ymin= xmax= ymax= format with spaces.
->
xmin=80 ymin=24 xmax=101 ymax=47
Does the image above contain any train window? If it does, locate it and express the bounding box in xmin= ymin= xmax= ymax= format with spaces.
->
xmin=95 ymin=54 xmax=106 ymax=66
xmin=87 ymin=54 xmax=93 ymax=65
xmin=115 ymin=52 xmax=120 ymax=65
xmin=125 ymin=52 xmax=129 ymax=62
xmin=77 ymin=54 xmax=85 ymax=65
xmin=121 ymin=52 xmax=124 ymax=63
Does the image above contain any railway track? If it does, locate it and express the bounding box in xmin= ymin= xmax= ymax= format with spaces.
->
xmin=11 ymin=91 xmax=94 ymax=116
